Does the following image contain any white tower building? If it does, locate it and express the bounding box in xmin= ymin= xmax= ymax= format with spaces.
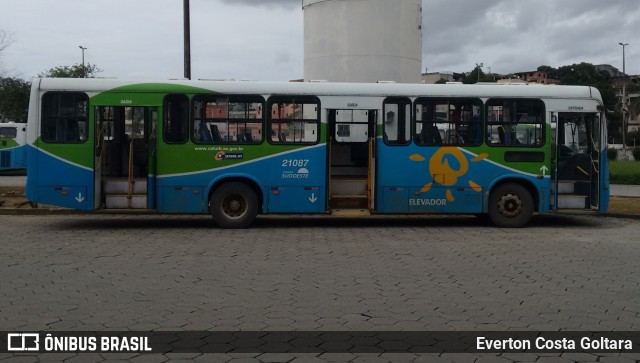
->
xmin=303 ymin=0 xmax=423 ymax=83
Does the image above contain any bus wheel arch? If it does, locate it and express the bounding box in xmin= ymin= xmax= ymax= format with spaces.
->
xmin=208 ymin=178 xmax=263 ymax=229
xmin=487 ymin=179 xmax=538 ymax=228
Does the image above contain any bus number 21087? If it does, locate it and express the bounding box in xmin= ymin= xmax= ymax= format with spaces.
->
xmin=282 ymin=159 xmax=309 ymax=168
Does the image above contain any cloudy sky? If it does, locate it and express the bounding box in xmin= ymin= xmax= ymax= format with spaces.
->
xmin=0 ymin=0 xmax=638 ymax=81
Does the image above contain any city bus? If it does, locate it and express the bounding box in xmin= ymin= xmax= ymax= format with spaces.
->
xmin=0 ymin=121 xmax=27 ymax=171
xmin=25 ymin=78 xmax=609 ymax=227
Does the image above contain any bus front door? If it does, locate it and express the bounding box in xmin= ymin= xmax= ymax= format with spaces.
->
xmin=327 ymin=109 xmax=377 ymax=214
xmin=94 ymin=106 xmax=156 ymax=210
xmin=553 ymin=112 xmax=601 ymax=212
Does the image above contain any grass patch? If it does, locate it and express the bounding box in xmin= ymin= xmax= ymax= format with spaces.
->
xmin=609 ymin=160 xmax=640 ymax=185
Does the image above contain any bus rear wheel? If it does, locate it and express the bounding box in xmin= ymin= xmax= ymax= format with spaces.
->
xmin=210 ymin=182 xmax=258 ymax=228
xmin=488 ymin=183 xmax=533 ymax=228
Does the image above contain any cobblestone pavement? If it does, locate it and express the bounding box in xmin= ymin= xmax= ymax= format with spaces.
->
xmin=1 ymin=214 xmax=639 ymax=362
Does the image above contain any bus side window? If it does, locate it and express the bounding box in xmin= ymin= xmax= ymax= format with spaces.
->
xmin=41 ymin=92 xmax=89 ymax=143
xmin=414 ymin=97 xmax=482 ymax=146
xmin=486 ymin=99 xmax=545 ymax=147
xmin=268 ymin=96 xmax=319 ymax=144
xmin=192 ymin=95 xmax=264 ymax=145
xmin=164 ymin=94 xmax=189 ymax=144
xmin=383 ymin=98 xmax=411 ymax=146
xmin=0 ymin=127 xmax=18 ymax=138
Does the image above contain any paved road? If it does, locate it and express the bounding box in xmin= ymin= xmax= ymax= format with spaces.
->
xmin=0 ymin=214 xmax=639 ymax=362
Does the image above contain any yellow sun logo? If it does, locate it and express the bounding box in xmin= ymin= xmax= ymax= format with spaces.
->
xmin=410 ymin=147 xmax=488 ymax=202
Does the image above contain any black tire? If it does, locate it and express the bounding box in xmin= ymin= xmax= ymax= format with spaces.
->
xmin=210 ymin=182 xmax=258 ymax=228
xmin=488 ymin=183 xmax=534 ymax=228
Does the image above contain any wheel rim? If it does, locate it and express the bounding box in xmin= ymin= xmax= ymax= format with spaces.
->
xmin=497 ymin=193 xmax=523 ymax=218
xmin=221 ymin=193 xmax=247 ymax=219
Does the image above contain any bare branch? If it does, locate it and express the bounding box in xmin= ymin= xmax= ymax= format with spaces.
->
xmin=0 ymin=28 xmax=16 ymax=53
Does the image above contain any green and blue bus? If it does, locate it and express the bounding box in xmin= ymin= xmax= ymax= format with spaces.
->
xmin=25 ymin=78 xmax=609 ymax=227
xmin=0 ymin=121 xmax=27 ymax=171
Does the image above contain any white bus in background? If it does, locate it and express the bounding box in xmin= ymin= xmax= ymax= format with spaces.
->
xmin=0 ymin=121 xmax=27 ymax=171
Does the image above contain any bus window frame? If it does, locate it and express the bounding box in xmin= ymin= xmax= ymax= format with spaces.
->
xmin=383 ymin=97 xmax=412 ymax=146
xmin=413 ymin=97 xmax=484 ymax=147
xmin=267 ymin=95 xmax=320 ymax=146
xmin=0 ymin=127 xmax=18 ymax=139
xmin=40 ymin=91 xmax=89 ymax=144
xmin=485 ymin=98 xmax=546 ymax=148
xmin=191 ymin=94 xmax=265 ymax=145
xmin=163 ymin=94 xmax=190 ymax=145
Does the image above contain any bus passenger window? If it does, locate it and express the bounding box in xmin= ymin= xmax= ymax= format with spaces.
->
xmin=486 ymin=99 xmax=544 ymax=147
xmin=383 ymin=98 xmax=411 ymax=146
xmin=192 ymin=95 xmax=263 ymax=145
xmin=0 ymin=127 xmax=18 ymax=138
xmin=164 ymin=94 xmax=189 ymax=144
xmin=414 ymin=97 xmax=482 ymax=146
xmin=41 ymin=92 xmax=89 ymax=143
xmin=268 ymin=96 xmax=319 ymax=144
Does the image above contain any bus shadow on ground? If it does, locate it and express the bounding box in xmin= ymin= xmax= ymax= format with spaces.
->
xmin=54 ymin=214 xmax=603 ymax=230
xmin=254 ymin=214 xmax=602 ymax=229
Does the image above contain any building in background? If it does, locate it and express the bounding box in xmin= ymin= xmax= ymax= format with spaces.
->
xmin=596 ymin=64 xmax=625 ymax=78
xmin=421 ymin=72 xmax=465 ymax=84
xmin=303 ymin=0 xmax=423 ymax=83
xmin=603 ymin=64 xmax=640 ymax=134
xmin=513 ymin=71 xmax=559 ymax=85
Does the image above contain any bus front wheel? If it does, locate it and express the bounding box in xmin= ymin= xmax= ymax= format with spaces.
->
xmin=210 ymin=182 xmax=258 ymax=228
xmin=488 ymin=183 xmax=533 ymax=228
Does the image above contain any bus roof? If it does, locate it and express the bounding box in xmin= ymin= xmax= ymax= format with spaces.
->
xmin=34 ymin=78 xmax=602 ymax=101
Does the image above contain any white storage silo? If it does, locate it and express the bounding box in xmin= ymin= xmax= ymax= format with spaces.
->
xmin=303 ymin=0 xmax=423 ymax=83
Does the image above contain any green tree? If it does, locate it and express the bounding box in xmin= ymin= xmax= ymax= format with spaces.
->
xmin=539 ymin=63 xmax=619 ymax=140
xmin=544 ymin=63 xmax=616 ymax=107
xmin=537 ymin=65 xmax=559 ymax=80
xmin=39 ymin=63 xmax=102 ymax=78
xmin=0 ymin=77 xmax=30 ymax=122
xmin=556 ymin=63 xmax=609 ymax=86
xmin=464 ymin=66 xmax=494 ymax=84
xmin=607 ymin=111 xmax=623 ymax=143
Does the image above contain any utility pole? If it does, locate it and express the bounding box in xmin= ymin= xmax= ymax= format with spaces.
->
xmin=79 ymin=46 xmax=87 ymax=78
xmin=476 ymin=63 xmax=483 ymax=83
xmin=619 ymin=42 xmax=629 ymax=159
xmin=184 ymin=0 xmax=191 ymax=80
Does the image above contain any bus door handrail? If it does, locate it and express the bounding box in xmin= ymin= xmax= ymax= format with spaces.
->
xmin=127 ymin=138 xmax=134 ymax=200
xmin=328 ymin=136 xmax=333 ymax=204
xmin=97 ymin=126 xmax=106 ymax=183
xmin=368 ymin=137 xmax=374 ymax=210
